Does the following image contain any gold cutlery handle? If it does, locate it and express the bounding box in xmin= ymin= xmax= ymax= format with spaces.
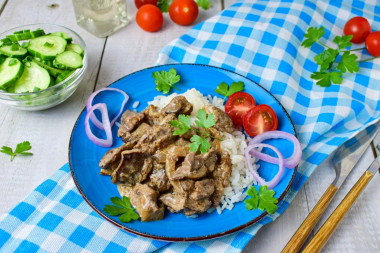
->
xmin=282 ymin=184 xmax=338 ymax=253
xmin=302 ymin=170 xmax=374 ymax=253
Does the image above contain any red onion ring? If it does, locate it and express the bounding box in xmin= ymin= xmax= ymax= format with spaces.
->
xmin=245 ymin=143 xmax=285 ymax=189
xmin=86 ymin=88 xmax=129 ymax=130
xmin=85 ymin=103 xmax=113 ymax=147
xmin=248 ymin=131 xmax=301 ymax=168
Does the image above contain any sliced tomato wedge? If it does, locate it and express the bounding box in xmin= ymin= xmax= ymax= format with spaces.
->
xmin=225 ymin=92 xmax=256 ymax=126
xmin=243 ymin=104 xmax=278 ymax=137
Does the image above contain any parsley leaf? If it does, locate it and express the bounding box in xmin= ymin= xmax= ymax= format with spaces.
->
xmin=314 ymin=48 xmax=339 ymax=72
xmin=190 ymin=135 xmax=211 ymax=154
xmin=336 ymin=51 xmax=359 ymax=73
xmin=157 ymin=0 xmax=170 ymax=12
xmin=169 ymin=114 xmax=191 ymax=135
xmin=152 ymin=68 xmax=181 ymax=94
xmin=195 ymin=109 xmax=216 ymax=129
xmin=0 ymin=141 xmax=33 ymax=162
xmin=301 ymin=27 xmax=325 ymax=48
xmin=215 ymin=81 xmax=245 ymax=98
xmin=244 ymin=186 xmax=278 ymax=214
xmin=311 ymin=71 xmax=342 ymax=87
xmin=333 ymin=35 xmax=353 ymax=50
xmin=196 ymin=0 xmax=211 ymax=10
xmin=104 ymin=196 xmax=139 ymax=223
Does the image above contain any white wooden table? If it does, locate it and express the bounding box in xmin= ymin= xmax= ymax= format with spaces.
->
xmin=0 ymin=1 xmax=379 ymax=252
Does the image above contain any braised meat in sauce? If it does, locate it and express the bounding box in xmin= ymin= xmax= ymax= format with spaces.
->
xmin=99 ymin=96 xmax=234 ymax=221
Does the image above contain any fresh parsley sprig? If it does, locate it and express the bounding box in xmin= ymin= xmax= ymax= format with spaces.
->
xmin=244 ymin=185 xmax=278 ymax=214
xmin=104 ymin=196 xmax=139 ymax=223
xmin=169 ymin=109 xmax=219 ymax=154
xmin=215 ymin=81 xmax=244 ymax=99
xmin=152 ymin=68 xmax=181 ymax=94
xmin=0 ymin=141 xmax=33 ymax=162
xmin=301 ymin=26 xmax=374 ymax=87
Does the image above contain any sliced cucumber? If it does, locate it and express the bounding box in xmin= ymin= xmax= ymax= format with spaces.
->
xmin=0 ymin=55 xmax=5 ymax=65
xmin=0 ymin=45 xmax=28 ymax=58
xmin=66 ymin=44 xmax=84 ymax=57
xmin=13 ymin=61 xmax=52 ymax=93
xmin=51 ymin=32 xmax=72 ymax=44
xmin=0 ymin=58 xmax=24 ymax=89
xmin=32 ymin=58 xmax=63 ymax=77
xmin=53 ymin=51 xmax=83 ymax=70
xmin=28 ymin=35 xmax=67 ymax=60
xmin=56 ymin=70 xmax=74 ymax=83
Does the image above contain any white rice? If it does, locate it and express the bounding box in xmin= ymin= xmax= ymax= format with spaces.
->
xmin=132 ymin=101 xmax=140 ymax=108
xmin=149 ymin=88 xmax=258 ymax=214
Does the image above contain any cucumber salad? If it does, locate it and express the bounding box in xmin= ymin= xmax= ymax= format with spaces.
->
xmin=0 ymin=28 xmax=84 ymax=93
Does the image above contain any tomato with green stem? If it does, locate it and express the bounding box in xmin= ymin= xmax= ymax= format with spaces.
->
xmin=243 ymin=104 xmax=278 ymax=137
xmin=134 ymin=0 xmax=157 ymax=9
xmin=136 ymin=4 xmax=163 ymax=32
xmin=365 ymin=31 xmax=380 ymax=57
xmin=344 ymin=16 xmax=371 ymax=44
xmin=169 ymin=0 xmax=199 ymax=26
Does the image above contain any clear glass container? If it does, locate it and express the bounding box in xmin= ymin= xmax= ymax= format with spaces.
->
xmin=0 ymin=24 xmax=87 ymax=111
xmin=72 ymin=0 xmax=128 ymax=37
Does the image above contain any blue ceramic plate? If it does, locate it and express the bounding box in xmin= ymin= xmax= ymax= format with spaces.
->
xmin=69 ymin=64 xmax=297 ymax=241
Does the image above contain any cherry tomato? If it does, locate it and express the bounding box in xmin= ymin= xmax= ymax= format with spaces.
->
xmin=136 ymin=4 xmax=163 ymax=32
xmin=243 ymin=104 xmax=278 ymax=137
xmin=169 ymin=0 xmax=199 ymax=26
xmin=225 ymin=92 xmax=256 ymax=126
xmin=365 ymin=31 xmax=380 ymax=57
xmin=134 ymin=0 xmax=157 ymax=9
xmin=344 ymin=16 xmax=371 ymax=44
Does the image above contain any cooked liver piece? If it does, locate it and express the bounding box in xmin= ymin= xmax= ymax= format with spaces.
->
xmin=130 ymin=183 xmax=164 ymax=221
xmin=203 ymin=105 xmax=235 ymax=133
xmin=212 ymin=151 xmax=232 ymax=206
xmin=100 ymin=96 xmax=235 ymax=221
xmin=118 ymin=110 xmax=145 ymax=138
xmin=159 ymin=193 xmax=186 ymax=213
xmin=147 ymin=162 xmax=172 ymax=192
xmin=99 ymin=142 xmax=134 ymax=175
xmin=190 ymin=179 xmax=215 ymax=200
xmin=162 ymin=95 xmax=193 ymax=116
xmin=171 ymin=152 xmax=208 ymax=180
xmin=111 ymin=149 xmax=153 ymax=185
xmin=143 ymin=105 xmax=163 ymax=125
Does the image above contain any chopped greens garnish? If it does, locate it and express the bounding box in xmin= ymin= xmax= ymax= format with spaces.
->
xmin=244 ymin=186 xmax=278 ymax=214
xmin=104 ymin=196 xmax=139 ymax=223
xmin=0 ymin=141 xmax=33 ymax=162
xmin=169 ymin=109 xmax=218 ymax=154
xmin=152 ymin=67 xmax=181 ymax=94
xmin=302 ymin=26 xmax=365 ymax=87
xmin=215 ymin=81 xmax=244 ymax=98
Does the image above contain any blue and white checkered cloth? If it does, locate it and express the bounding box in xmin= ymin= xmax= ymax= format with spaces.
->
xmin=1 ymin=0 xmax=380 ymax=252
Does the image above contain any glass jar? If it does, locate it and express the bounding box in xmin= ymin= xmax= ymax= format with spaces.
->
xmin=72 ymin=0 xmax=128 ymax=37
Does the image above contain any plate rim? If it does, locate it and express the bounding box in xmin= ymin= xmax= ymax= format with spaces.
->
xmin=68 ymin=63 xmax=298 ymax=242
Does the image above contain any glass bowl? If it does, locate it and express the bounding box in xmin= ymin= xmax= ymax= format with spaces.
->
xmin=0 ymin=24 xmax=87 ymax=111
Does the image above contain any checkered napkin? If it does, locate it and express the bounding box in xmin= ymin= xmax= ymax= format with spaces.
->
xmin=1 ymin=0 xmax=380 ymax=252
